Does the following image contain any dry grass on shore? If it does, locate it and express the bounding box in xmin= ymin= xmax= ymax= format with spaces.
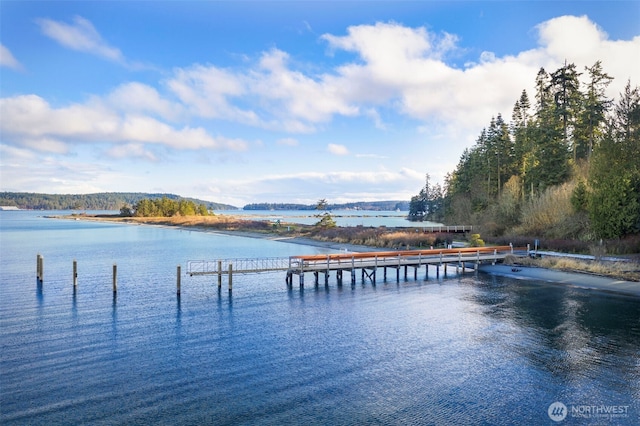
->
xmin=310 ymin=227 xmax=444 ymax=249
xmin=85 ymin=214 xmax=449 ymax=248
xmin=504 ymin=255 xmax=640 ymax=282
xmin=93 ymin=214 xmax=276 ymax=232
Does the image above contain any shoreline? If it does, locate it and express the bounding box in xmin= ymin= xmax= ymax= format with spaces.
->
xmin=62 ymin=214 xmax=640 ymax=297
xmin=478 ymin=264 xmax=640 ymax=298
xmin=67 ymin=214 xmax=388 ymax=253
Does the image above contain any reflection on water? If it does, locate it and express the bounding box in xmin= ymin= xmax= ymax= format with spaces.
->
xmin=469 ymin=275 xmax=640 ymax=404
xmin=1 ymin=211 xmax=639 ymax=425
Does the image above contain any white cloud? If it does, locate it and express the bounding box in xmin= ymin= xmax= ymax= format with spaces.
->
xmin=0 ymin=44 xmax=22 ymax=70
xmin=165 ymin=49 xmax=359 ymax=133
xmin=313 ymin=16 xmax=640 ymax=156
xmin=37 ymin=15 xmax=125 ymax=63
xmin=107 ymin=82 xmax=182 ymax=120
xmin=167 ymin=64 xmax=258 ymax=124
xmin=0 ymin=147 xmax=117 ymax=193
xmin=251 ymin=49 xmax=359 ymax=124
xmin=328 ymin=143 xmax=349 ymax=155
xmin=533 ymin=15 xmax=640 ymax=96
xmin=0 ymin=94 xmax=248 ymax=153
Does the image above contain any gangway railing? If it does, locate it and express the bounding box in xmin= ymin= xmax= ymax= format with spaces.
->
xmin=188 ymin=257 xmax=291 ymax=276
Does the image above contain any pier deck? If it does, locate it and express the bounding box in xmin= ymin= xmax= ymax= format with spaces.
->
xmin=188 ymin=246 xmax=523 ymax=288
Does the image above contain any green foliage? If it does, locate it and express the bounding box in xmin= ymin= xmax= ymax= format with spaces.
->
xmin=571 ymin=180 xmax=589 ymax=212
xmin=133 ymin=197 xmax=211 ymax=218
xmin=587 ymin=82 xmax=640 ymax=238
xmin=468 ymin=234 xmax=485 ymax=247
xmin=589 ymin=171 xmax=639 ymax=239
xmin=315 ymin=212 xmax=337 ymax=228
xmin=408 ymin=174 xmax=445 ymax=221
xmin=119 ymin=206 xmax=133 ymax=217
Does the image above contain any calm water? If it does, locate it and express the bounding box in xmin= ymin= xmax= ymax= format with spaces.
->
xmin=1 ymin=211 xmax=639 ymax=425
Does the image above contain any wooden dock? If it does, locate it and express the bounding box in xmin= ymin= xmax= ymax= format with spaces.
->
xmin=188 ymin=246 xmax=523 ymax=289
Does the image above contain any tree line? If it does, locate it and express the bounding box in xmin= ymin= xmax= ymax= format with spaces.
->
xmin=411 ymin=60 xmax=640 ymax=241
xmin=0 ymin=192 xmax=236 ymax=211
xmin=126 ymin=197 xmax=210 ymax=217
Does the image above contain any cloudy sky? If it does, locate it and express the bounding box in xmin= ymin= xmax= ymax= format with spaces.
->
xmin=1 ymin=1 xmax=639 ymax=207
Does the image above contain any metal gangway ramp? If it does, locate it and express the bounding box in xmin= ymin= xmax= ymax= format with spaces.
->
xmin=188 ymin=257 xmax=293 ymax=290
xmin=188 ymin=257 xmax=291 ymax=275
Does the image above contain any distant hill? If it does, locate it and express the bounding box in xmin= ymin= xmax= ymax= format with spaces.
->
xmin=0 ymin=192 xmax=237 ymax=211
xmin=243 ymin=201 xmax=409 ymax=211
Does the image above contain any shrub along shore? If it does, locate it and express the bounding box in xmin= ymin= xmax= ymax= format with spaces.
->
xmin=66 ymin=213 xmax=640 ymax=284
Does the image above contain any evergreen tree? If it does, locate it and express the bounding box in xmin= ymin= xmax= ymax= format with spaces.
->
xmin=408 ymin=174 xmax=445 ymax=221
xmin=588 ymin=81 xmax=640 ymax=238
xmin=575 ymin=61 xmax=613 ymax=161
xmin=531 ymin=66 xmax=570 ymax=191
xmin=511 ymin=90 xmax=534 ymax=198
xmin=550 ymin=62 xmax=582 ymax=160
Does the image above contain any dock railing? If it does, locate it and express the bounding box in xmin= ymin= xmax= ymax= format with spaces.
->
xmin=188 ymin=257 xmax=291 ymax=275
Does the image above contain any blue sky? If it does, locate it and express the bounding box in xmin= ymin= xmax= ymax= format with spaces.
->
xmin=1 ymin=1 xmax=639 ymax=207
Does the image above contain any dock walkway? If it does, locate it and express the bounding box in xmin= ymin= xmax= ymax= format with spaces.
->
xmin=188 ymin=246 xmax=523 ymax=289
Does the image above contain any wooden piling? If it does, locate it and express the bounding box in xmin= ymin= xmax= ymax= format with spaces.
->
xmin=217 ymin=260 xmax=222 ymax=288
xmin=73 ymin=260 xmax=78 ymax=287
xmin=112 ymin=264 xmax=117 ymax=293
xmin=228 ymin=263 xmax=233 ymax=291
xmin=36 ymin=254 xmax=43 ymax=282
xmin=176 ymin=265 xmax=181 ymax=295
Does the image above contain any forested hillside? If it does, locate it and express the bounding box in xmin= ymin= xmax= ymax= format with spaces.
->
xmin=410 ymin=61 xmax=640 ymax=246
xmin=0 ymin=192 xmax=237 ymax=211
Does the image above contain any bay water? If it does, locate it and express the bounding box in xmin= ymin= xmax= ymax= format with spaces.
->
xmin=1 ymin=211 xmax=638 ymax=425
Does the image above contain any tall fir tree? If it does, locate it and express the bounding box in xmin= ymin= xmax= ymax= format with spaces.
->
xmin=588 ymin=81 xmax=640 ymax=238
xmin=531 ymin=67 xmax=570 ymax=191
xmin=575 ymin=61 xmax=613 ymax=161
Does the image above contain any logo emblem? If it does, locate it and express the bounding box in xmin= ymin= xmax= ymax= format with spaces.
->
xmin=548 ymin=401 xmax=568 ymax=422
